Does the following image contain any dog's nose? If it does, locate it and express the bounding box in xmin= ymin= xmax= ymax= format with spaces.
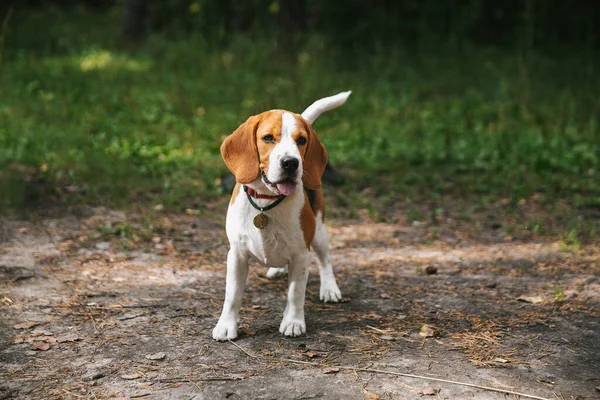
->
xmin=280 ymin=156 xmax=299 ymax=172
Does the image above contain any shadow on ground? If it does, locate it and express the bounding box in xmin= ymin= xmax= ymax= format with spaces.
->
xmin=1 ymin=204 xmax=599 ymax=400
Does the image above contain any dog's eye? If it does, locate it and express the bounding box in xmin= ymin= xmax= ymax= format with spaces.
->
xmin=296 ymin=136 xmax=307 ymax=145
xmin=262 ymin=135 xmax=275 ymax=144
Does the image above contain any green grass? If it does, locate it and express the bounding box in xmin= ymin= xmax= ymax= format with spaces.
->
xmin=559 ymin=229 xmax=582 ymax=253
xmin=552 ymin=283 xmax=567 ymax=302
xmin=1 ymin=7 xmax=600 ymax=209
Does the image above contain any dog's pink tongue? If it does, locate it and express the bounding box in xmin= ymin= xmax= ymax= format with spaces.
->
xmin=276 ymin=181 xmax=297 ymax=195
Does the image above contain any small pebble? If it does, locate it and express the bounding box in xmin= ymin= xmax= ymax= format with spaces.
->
xmin=95 ymin=242 xmax=110 ymax=250
xmin=425 ymin=265 xmax=438 ymax=275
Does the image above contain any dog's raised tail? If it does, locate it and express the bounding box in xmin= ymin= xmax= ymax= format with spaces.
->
xmin=301 ymin=91 xmax=352 ymax=125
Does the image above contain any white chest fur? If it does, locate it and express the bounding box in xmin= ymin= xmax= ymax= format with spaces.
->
xmin=226 ymin=187 xmax=306 ymax=267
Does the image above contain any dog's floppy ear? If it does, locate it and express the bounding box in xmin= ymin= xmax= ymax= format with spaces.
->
xmin=301 ymin=119 xmax=328 ymax=190
xmin=221 ymin=115 xmax=262 ymax=184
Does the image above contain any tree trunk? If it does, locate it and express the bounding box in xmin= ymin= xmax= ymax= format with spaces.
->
xmin=121 ymin=0 xmax=148 ymax=42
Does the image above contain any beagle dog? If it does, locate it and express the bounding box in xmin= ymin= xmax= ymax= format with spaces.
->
xmin=212 ymin=91 xmax=351 ymax=341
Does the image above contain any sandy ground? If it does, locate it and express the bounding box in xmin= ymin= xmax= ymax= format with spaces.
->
xmin=1 ymin=203 xmax=599 ymax=400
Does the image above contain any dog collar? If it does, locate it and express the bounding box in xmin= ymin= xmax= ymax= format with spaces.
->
xmin=243 ymin=186 xmax=286 ymax=229
xmin=243 ymin=186 xmax=286 ymax=211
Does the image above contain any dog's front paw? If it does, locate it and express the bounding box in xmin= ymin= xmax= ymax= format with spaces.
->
xmin=212 ymin=319 xmax=238 ymax=341
xmin=320 ymin=281 xmax=342 ymax=303
xmin=266 ymin=266 xmax=288 ymax=279
xmin=279 ymin=316 xmax=306 ymax=337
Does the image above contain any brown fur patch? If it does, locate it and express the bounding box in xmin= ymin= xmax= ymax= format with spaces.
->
xmin=298 ymin=117 xmax=328 ymax=190
xmin=255 ymin=110 xmax=284 ymax=175
xmin=221 ymin=115 xmax=263 ymax=184
xmin=300 ymin=192 xmax=316 ymax=249
xmin=312 ymin=188 xmax=326 ymax=222
xmin=230 ymin=183 xmax=241 ymax=205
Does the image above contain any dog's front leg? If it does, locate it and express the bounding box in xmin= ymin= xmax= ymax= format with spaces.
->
xmin=279 ymin=252 xmax=310 ymax=337
xmin=213 ymin=248 xmax=248 ymax=341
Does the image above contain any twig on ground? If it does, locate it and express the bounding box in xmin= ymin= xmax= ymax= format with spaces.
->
xmin=60 ymin=388 xmax=87 ymax=398
xmin=365 ymin=325 xmax=393 ymax=334
xmin=157 ymin=377 xmax=241 ymax=383
xmin=87 ymin=308 xmax=99 ymax=332
xmin=228 ymin=340 xmax=551 ymax=400
xmin=39 ymin=303 xmax=168 ymax=309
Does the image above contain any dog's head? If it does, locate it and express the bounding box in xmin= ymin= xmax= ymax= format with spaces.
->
xmin=221 ymin=110 xmax=327 ymax=195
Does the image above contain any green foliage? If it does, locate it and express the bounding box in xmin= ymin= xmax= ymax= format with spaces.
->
xmin=1 ymin=7 xmax=599 ymax=208
xmin=97 ymin=221 xmax=133 ymax=239
xmin=559 ymin=229 xmax=581 ymax=253
xmin=552 ymin=283 xmax=566 ymax=302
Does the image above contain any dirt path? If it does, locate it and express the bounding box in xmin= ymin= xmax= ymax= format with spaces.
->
xmin=1 ymin=205 xmax=599 ymax=400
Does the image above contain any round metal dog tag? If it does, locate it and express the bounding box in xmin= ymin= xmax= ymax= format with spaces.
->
xmin=253 ymin=213 xmax=269 ymax=229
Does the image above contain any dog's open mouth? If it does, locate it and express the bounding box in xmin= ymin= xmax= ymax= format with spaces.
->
xmin=262 ymin=172 xmax=297 ymax=196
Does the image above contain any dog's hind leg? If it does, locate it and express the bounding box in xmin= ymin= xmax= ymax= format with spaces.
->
xmin=312 ymin=212 xmax=342 ymax=302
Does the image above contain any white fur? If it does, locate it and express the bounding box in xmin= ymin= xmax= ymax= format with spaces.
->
xmin=212 ymin=180 xmax=310 ymax=341
xmin=312 ymin=211 xmax=342 ymax=302
xmin=266 ymin=112 xmax=302 ymax=185
xmin=213 ymin=107 xmax=346 ymax=341
xmin=266 ymin=211 xmax=341 ymax=302
xmin=301 ymin=91 xmax=352 ymax=124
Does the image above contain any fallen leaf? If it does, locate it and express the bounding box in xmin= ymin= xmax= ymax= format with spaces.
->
xmin=58 ymin=240 xmax=76 ymax=252
xmin=45 ymin=337 xmax=57 ymax=343
xmin=419 ymin=324 xmax=440 ymax=338
xmin=517 ymin=295 xmax=544 ymax=304
xmin=323 ymin=367 xmax=340 ymax=374
xmin=239 ymin=326 xmax=256 ymax=336
xmin=380 ymin=335 xmax=396 ymax=341
xmin=380 ymin=293 xmax=392 ymax=299
xmin=361 ymin=389 xmax=380 ymax=400
xmin=165 ymin=241 xmax=176 ymax=256
xmin=121 ymin=372 xmax=143 ymax=380
xmin=145 ymin=352 xmax=166 ymax=360
xmin=492 ymin=357 xmax=509 ymax=363
xmin=420 ymin=387 xmax=438 ymax=396
xmin=13 ymin=322 xmax=40 ymax=330
xmin=1 ymin=297 xmax=13 ymax=305
xmin=31 ymin=328 xmax=53 ymax=336
xmin=56 ymin=333 xmax=81 ymax=343
xmin=33 ymin=342 xmax=50 ymax=351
